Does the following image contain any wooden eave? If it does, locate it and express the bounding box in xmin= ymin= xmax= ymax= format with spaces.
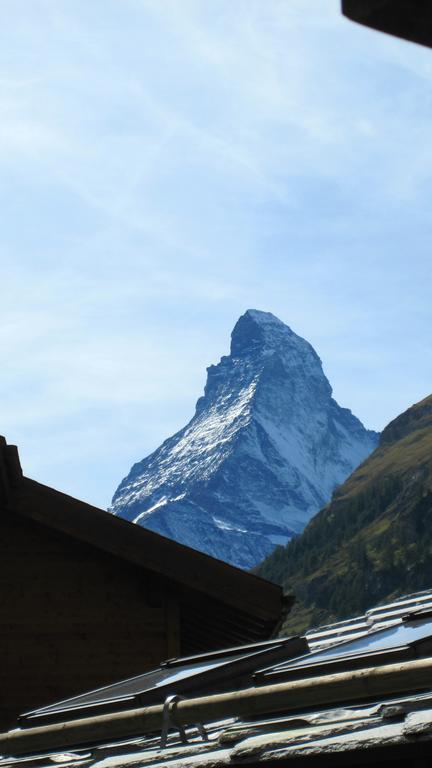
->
xmin=342 ymin=0 xmax=432 ymax=49
xmin=0 ymin=437 xmax=286 ymax=626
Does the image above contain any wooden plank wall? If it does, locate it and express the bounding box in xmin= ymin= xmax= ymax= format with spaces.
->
xmin=0 ymin=510 xmax=179 ymax=729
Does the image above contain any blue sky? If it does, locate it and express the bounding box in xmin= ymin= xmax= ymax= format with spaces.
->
xmin=1 ymin=0 xmax=431 ymax=508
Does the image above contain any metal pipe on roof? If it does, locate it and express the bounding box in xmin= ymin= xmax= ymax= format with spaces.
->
xmin=2 ymin=656 xmax=432 ymax=757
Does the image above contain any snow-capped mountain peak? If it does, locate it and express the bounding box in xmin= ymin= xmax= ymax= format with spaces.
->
xmin=231 ymin=309 xmax=293 ymax=354
xmin=110 ymin=310 xmax=379 ymax=569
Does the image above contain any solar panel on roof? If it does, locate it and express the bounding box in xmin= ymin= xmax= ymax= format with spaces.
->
xmin=255 ymin=614 xmax=432 ymax=684
xmin=20 ymin=635 xmax=307 ymax=728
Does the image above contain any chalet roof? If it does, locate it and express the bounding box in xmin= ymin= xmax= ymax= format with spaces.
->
xmin=0 ymin=436 xmax=285 ymax=627
xmin=8 ymin=689 xmax=428 ymax=768
xmin=2 ymin=591 xmax=432 ymax=764
xmin=305 ymin=589 xmax=432 ymax=652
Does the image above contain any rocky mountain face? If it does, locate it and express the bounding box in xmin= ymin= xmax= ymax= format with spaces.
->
xmin=257 ymin=395 xmax=432 ymax=634
xmin=110 ymin=310 xmax=378 ymax=569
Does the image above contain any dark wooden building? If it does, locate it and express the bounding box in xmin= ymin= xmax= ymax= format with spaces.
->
xmin=0 ymin=437 xmax=286 ymax=730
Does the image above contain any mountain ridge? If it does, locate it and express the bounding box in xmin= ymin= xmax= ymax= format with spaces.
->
xmin=256 ymin=394 xmax=432 ymax=634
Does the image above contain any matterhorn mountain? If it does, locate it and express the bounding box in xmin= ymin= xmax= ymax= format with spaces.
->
xmin=110 ymin=310 xmax=379 ymax=569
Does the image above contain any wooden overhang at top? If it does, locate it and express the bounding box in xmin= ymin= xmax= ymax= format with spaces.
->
xmin=342 ymin=0 xmax=432 ymax=49
xmin=0 ymin=436 xmax=287 ymax=632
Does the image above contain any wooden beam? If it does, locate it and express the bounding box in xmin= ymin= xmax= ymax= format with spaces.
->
xmin=0 ymin=438 xmax=22 ymax=507
xmin=3 ymin=656 xmax=432 ymax=756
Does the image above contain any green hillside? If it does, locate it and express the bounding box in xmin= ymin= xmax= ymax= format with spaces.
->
xmin=256 ymin=395 xmax=432 ymax=635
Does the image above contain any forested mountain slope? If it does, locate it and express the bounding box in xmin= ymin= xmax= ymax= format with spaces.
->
xmin=257 ymin=395 xmax=432 ymax=634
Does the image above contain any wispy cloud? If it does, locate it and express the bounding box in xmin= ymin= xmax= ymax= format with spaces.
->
xmin=0 ymin=0 xmax=431 ymax=506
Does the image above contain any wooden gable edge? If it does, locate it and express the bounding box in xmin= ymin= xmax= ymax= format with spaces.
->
xmin=1 ymin=437 xmax=286 ymax=625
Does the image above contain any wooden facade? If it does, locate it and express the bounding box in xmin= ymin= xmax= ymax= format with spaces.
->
xmin=0 ymin=437 xmax=286 ymax=730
